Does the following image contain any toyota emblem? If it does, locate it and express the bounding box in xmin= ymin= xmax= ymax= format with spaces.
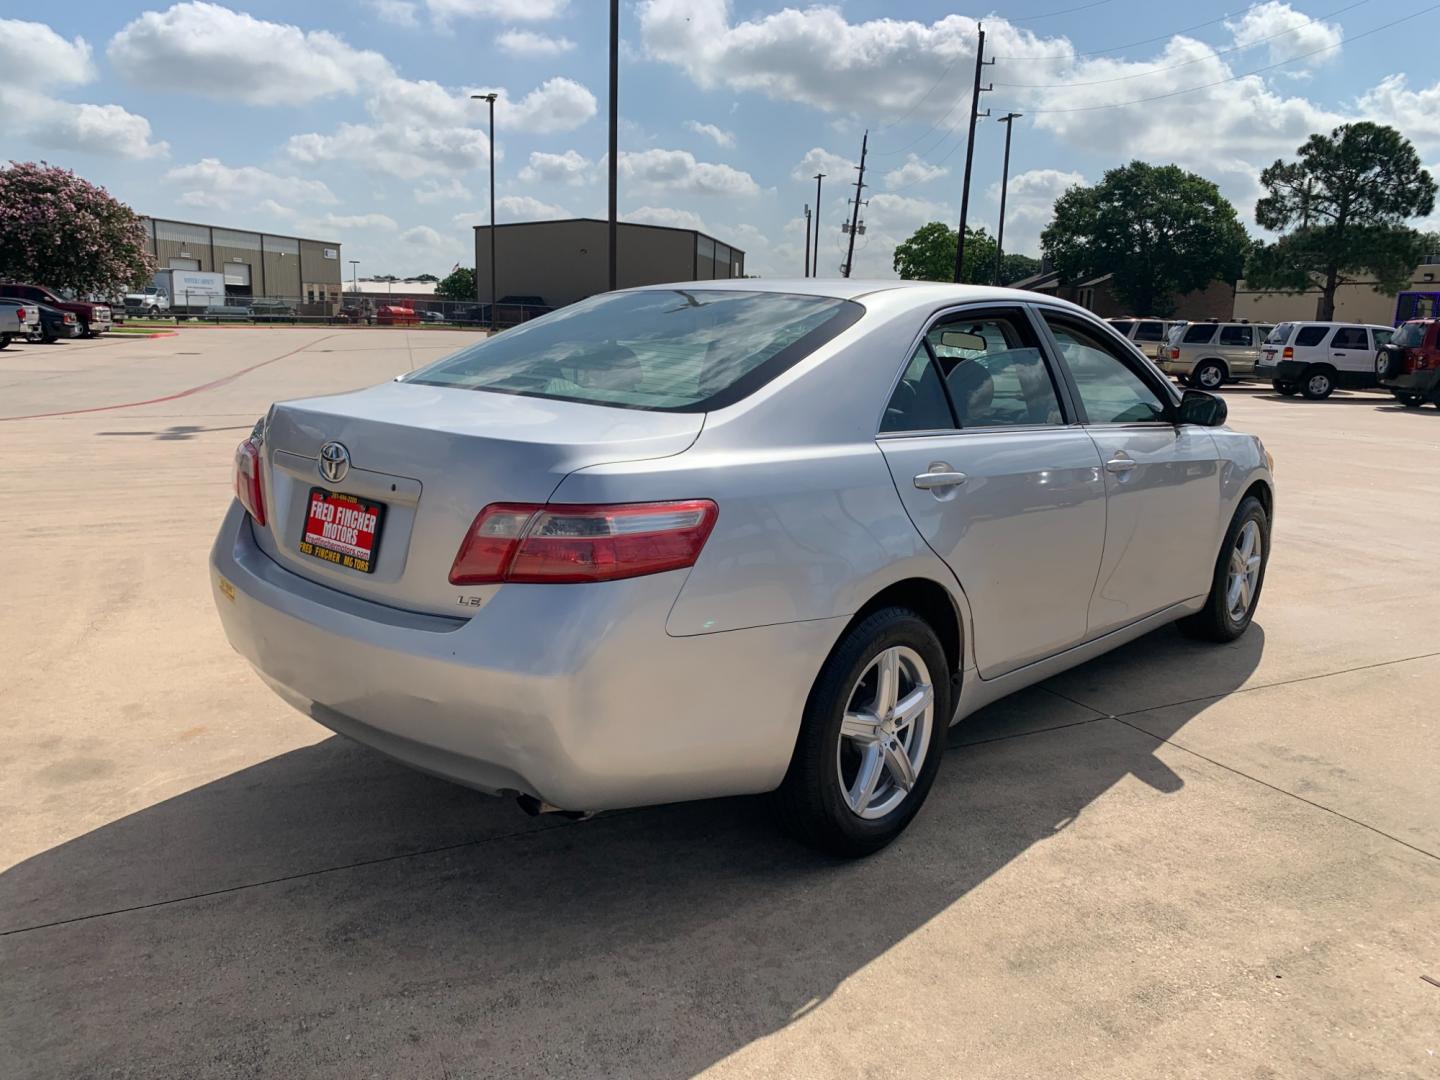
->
xmin=319 ymin=441 xmax=350 ymax=484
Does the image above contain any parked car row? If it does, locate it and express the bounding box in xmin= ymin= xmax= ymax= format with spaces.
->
xmin=0 ymin=297 xmax=83 ymax=345
xmin=0 ymin=283 xmax=111 ymax=337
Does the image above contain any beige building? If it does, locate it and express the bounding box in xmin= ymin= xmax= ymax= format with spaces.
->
xmin=473 ymin=218 xmax=746 ymax=309
xmin=1011 ymin=268 xmax=1236 ymax=321
xmin=139 ymin=216 xmax=343 ymax=310
xmin=1232 ymin=262 xmax=1440 ymax=324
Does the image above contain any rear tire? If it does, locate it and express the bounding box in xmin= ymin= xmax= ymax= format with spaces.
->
xmin=1300 ymin=367 xmax=1335 ymax=399
xmin=1180 ymin=496 xmax=1269 ymax=643
xmin=0 ymin=334 xmax=10 ymax=350
xmin=774 ymin=607 xmax=951 ymax=857
xmin=1272 ymin=380 xmax=1297 ymax=396
xmin=1395 ymin=392 xmax=1424 ymax=408
xmin=1193 ymin=360 xmax=1226 ymax=390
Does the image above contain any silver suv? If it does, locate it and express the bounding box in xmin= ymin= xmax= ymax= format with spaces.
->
xmin=1159 ymin=321 xmax=1275 ymax=389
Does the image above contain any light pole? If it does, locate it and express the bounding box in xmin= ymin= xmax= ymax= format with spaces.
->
xmin=608 ymin=0 xmax=619 ymax=292
xmin=471 ymin=92 xmax=498 ymax=330
xmin=348 ymin=260 xmax=358 ymax=294
xmin=803 ymin=204 xmax=812 ymax=277
xmin=812 ymin=172 xmax=825 ymax=277
xmin=994 ymin=112 xmax=1022 ymax=286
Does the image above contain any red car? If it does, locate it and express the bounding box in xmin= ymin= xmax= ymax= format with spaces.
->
xmin=1376 ymin=319 xmax=1440 ymax=408
xmin=375 ymin=303 xmax=419 ymax=326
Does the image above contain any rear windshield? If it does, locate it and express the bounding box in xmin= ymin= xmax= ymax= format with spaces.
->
xmin=1393 ymin=322 xmax=1427 ymax=347
xmin=405 ymin=289 xmax=862 ymax=411
xmin=1266 ymin=323 xmax=1293 ymax=344
xmin=1165 ymin=323 xmax=1188 ymax=343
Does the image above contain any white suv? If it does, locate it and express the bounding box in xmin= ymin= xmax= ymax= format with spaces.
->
xmin=1256 ymin=321 xmax=1395 ymax=399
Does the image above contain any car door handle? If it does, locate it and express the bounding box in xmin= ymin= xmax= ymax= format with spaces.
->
xmin=914 ymin=467 xmax=968 ymax=490
xmin=1105 ymin=456 xmax=1137 ymax=474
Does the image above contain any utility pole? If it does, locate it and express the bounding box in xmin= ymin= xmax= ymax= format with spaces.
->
xmin=953 ymin=23 xmax=993 ymax=283
xmin=803 ymin=204 xmax=812 ymax=277
xmin=842 ymin=130 xmax=869 ymax=279
xmin=607 ymin=0 xmax=619 ymax=291
xmin=812 ymin=172 xmax=825 ymax=276
xmin=993 ymin=111 xmax=1022 ymax=286
xmin=471 ymin=93 xmax=498 ymax=327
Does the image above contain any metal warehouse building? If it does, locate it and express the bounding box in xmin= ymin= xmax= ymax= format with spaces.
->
xmin=474 ymin=218 xmax=746 ymax=309
xmin=139 ymin=216 xmax=343 ymax=309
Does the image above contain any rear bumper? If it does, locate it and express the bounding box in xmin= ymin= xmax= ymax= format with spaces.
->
xmin=1258 ymin=359 xmax=1307 ymax=382
xmin=1158 ymin=359 xmax=1193 ymax=376
xmin=1380 ymin=370 xmax=1440 ymax=395
xmin=210 ymin=503 xmax=842 ymax=810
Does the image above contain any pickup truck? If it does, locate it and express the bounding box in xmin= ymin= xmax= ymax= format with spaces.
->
xmin=0 ymin=299 xmax=41 ymax=348
xmin=124 ymin=286 xmax=170 ymax=315
xmin=0 ymin=284 xmax=112 ymax=337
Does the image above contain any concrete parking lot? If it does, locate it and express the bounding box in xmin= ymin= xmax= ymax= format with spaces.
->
xmin=2 ymin=327 xmax=1438 ymax=1079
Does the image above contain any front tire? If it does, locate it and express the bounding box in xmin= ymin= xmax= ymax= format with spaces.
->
xmin=775 ymin=607 xmax=951 ymax=857
xmin=1181 ymin=495 xmax=1269 ymax=643
xmin=1300 ymin=367 xmax=1335 ymax=399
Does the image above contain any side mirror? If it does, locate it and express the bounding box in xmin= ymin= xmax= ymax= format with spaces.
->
xmin=1177 ymin=388 xmax=1227 ymax=427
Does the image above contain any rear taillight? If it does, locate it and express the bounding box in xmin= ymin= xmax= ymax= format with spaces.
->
xmin=1282 ymin=346 xmax=1294 ymax=359
xmin=449 ymin=500 xmax=718 ymax=585
xmin=233 ymin=436 xmax=266 ymax=525
xmin=16 ymin=308 xmax=25 ymax=321
xmin=1169 ymin=348 xmax=1179 ymax=360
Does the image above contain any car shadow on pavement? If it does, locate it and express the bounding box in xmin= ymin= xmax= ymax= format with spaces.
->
xmin=0 ymin=623 xmax=1264 ymax=1079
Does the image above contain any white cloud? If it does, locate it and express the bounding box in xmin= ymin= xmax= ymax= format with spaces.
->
xmin=288 ymin=119 xmax=490 ymax=178
xmin=619 ymin=148 xmax=759 ymax=196
xmin=791 ymin=147 xmax=852 ymax=183
xmin=0 ymin=19 xmax=96 ymax=88
xmin=883 ymin=154 xmax=948 ymax=190
xmin=637 ymin=1 xmax=1068 ymax=117
xmin=685 ymin=120 xmax=735 ymax=149
xmin=414 ymin=177 xmax=472 ymax=203
xmin=987 ymin=168 xmax=1084 ymax=253
xmin=1226 ymin=2 xmax=1342 ymax=67
xmin=624 ymin=206 xmax=708 ymax=231
xmin=108 ymin=3 xmax=393 ymax=105
xmin=481 ymin=77 xmax=597 ymax=134
xmin=368 ymin=0 xmax=419 ymax=27
xmin=495 ymin=195 xmax=571 ymax=220
xmin=0 ymin=87 xmax=168 ymax=160
xmin=496 ymin=29 xmax=575 ymax=56
xmin=425 ymin=0 xmax=568 ymax=22
xmin=401 ymin=225 xmax=445 ymax=245
xmin=324 ymin=213 xmax=400 ymax=231
xmin=1357 ymin=76 xmax=1440 ymax=149
xmin=518 ymin=149 xmax=592 ymax=185
xmin=164 ymin=158 xmax=336 ymax=210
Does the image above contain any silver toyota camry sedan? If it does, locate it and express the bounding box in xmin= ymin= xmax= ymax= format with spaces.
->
xmin=211 ymin=281 xmax=1274 ymax=855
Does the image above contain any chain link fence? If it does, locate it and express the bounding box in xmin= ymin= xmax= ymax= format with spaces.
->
xmin=116 ymin=291 xmax=554 ymax=330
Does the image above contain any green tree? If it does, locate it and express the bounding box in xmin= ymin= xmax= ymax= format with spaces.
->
xmin=998 ymin=252 xmax=1040 ymax=285
xmin=0 ymin=161 xmax=154 ymax=294
xmin=437 ymin=266 xmax=476 ymax=301
xmin=892 ymin=222 xmax=998 ymax=283
xmin=1245 ymin=122 xmax=1436 ymax=320
xmin=413 ymin=273 xmax=439 ymax=282
xmin=1041 ymin=161 xmax=1250 ymax=316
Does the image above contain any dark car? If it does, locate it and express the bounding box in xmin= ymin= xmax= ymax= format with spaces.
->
xmin=0 ymin=283 xmax=112 ymax=336
xmin=28 ymin=302 xmax=81 ymax=343
xmin=471 ymin=294 xmax=555 ymax=329
xmin=1376 ymin=319 xmax=1440 ymax=407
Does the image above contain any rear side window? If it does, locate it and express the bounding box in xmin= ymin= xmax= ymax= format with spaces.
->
xmin=1392 ymin=322 xmax=1426 ymax=348
xmin=1182 ymin=324 xmax=1216 ymax=344
xmin=1134 ymin=321 xmax=1164 ymax=341
xmin=1266 ymin=323 xmax=1293 ymax=344
xmin=1218 ymin=325 xmax=1252 ymax=346
xmin=406 ymin=289 xmax=862 ymax=411
xmin=1331 ymin=327 xmax=1369 ymax=349
xmin=1107 ymin=320 xmax=1135 ymax=336
xmin=1294 ymin=325 xmax=1329 ymax=346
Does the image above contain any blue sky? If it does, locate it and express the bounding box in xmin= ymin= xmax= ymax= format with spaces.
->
xmin=6 ymin=0 xmax=1439 ymax=280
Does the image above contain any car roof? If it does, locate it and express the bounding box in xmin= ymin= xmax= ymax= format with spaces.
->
xmin=619 ymin=278 xmax=1101 ymax=317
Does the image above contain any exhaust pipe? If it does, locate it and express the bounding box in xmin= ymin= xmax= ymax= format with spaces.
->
xmin=516 ymin=794 xmax=594 ymax=821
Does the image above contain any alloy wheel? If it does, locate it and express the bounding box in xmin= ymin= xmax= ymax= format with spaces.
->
xmin=1307 ymin=373 xmax=1331 ymax=397
xmin=836 ymin=645 xmax=935 ymax=820
xmin=1197 ymin=364 xmax=1223 ymax=389
xmin=1226 ymin=520 xmax=1263 ymax=622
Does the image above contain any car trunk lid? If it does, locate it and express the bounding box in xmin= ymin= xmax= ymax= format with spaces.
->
xmin=253 ymin=380 xmax=703 ymax=615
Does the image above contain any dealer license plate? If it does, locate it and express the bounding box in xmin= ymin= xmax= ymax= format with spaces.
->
xmin=299 ymin=487 xmax=386 ymax=574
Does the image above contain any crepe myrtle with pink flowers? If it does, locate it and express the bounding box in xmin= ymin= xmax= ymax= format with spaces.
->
xmin=0 ymin=162 xmax=154 ymax=296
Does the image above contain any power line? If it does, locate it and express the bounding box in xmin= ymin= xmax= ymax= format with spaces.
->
xmin=1006 ymin=0 xmax=1115 ymax=22
xmin=994 ymin=0 xmax=1366 ymax=88
xmin=1013 ymin=3 xmax=1440 ymax=114
xmin=993 ymin=0 xmax=1323 ymax=60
